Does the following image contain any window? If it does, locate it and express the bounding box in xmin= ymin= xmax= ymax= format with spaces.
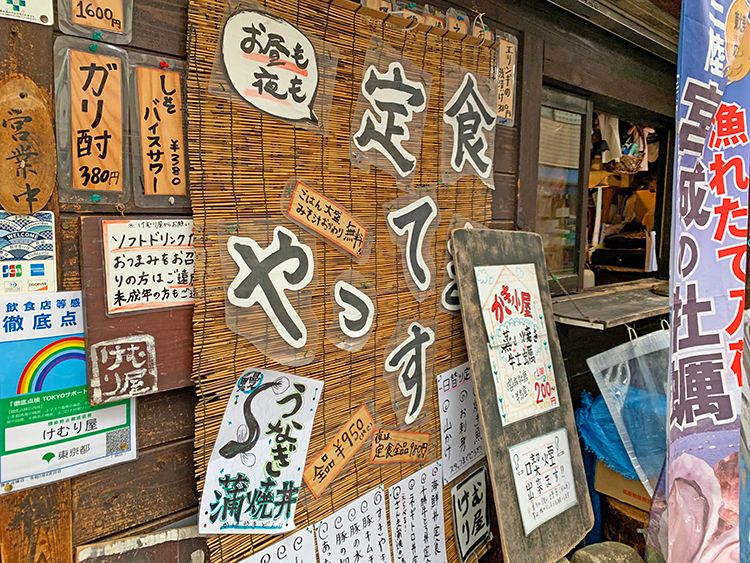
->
xmin=536 ymin=87 xmax=592 ymax=293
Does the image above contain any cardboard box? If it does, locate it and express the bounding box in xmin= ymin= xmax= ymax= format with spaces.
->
xmin=594 ymin=461 xmax=652 ymax=512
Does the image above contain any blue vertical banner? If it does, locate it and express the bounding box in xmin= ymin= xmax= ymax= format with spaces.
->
xmin=670 ymin=1 xmax=750 ymax=561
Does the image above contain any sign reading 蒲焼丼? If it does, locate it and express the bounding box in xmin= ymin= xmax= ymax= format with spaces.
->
xmin=670 ymin=1 xmax=750 ymax=560
xmin=0 ymin=291 xmax=136 ymax=493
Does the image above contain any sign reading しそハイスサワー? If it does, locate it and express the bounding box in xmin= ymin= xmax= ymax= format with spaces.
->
xmin=0 ymin=291 xmax=136 ymax=493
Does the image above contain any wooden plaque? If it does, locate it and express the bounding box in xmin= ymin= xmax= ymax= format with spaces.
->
xmin=69 ymin=49 xmax=124 ymax=192
xmin=135 ymin=67 xmax=187 ymax=197
xmin=451 ymin=229 xmax=593 ymax=563
xmin=80 ymin=215 xmax=192 ymax=404
xmin=0 ymin=75 xmax=56 ymax=214
xmin=71 ymin=0 xmax=126 ymax=34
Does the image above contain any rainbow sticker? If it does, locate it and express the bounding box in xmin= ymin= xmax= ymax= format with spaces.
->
xmin=16 ymin=336 xmax=86 ymax=394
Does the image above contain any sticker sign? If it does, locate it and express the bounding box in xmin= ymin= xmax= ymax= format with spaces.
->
xmin=388 ymin=460 xmax=448 ymax=563
xmin=238 ymin=526 xmax=317 ymax=563
xmin=0 ymin=76 xmax=56 ymax=214
xmin=285 ymin=180 xmax=368 ymax=259
xmin=0 ymin=211 xmax=57 ymax=295
xmin=71 ymin=0 xmax=125 ymax=33
xmin=370 ymin=428 xmax=430 ymax=464
xmin=226 ymin=225 xmax=314 ymax=350
xmin=199 ymin=368 xmax=323 ymax=534
xmin=353 ymin=61 xmax=427 ymax=178
xmin=385 ymin=321 xmax=435 ymax=425
xmin=102 ymin=218 xmax=195 ymax=314
xmin=222 ymin=10 xmax=319 ymax=124
xmin=475 ymin=263 xmax=559 ymax=425
xmin=315 ymin=486 xmax=393 ymax=563
xmin=437 ymin=362 xmax=485 ymax=483
xmin=451 ymin=466 xmax=491 ymax=562
xmin=0 ymin=291 xmax=137 ymax=494
xmin=508 ymin=428 xmax=578 ymax=535
xmin=69 ymin=49 xmax=124 ymax=191
xmin=0 ymin=0 xmax=52 ymax=25
xmin=89 ymin=334 xmax=158 ymax=404
xmin=303 ymin=403 xmax=375 ymax=498
xmin=496 ymin=37 xmax=517 ymax=126
xmin=443 ymin=71 xmax=496 ymax=182
xmin=135 ymin=66 xmax=187 ymax=196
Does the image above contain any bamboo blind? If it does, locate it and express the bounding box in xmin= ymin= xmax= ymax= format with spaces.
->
xmin=187 ymin=0 xmax=496 ymax=560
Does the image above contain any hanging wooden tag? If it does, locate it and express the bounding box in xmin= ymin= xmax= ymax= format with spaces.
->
xmin=135 ymin=66 xmax=187 ymax=197
xmin=69 ymin=49 xmax=124 ymax=192
xmin=0 ymin=75 xmax=56 ymax=214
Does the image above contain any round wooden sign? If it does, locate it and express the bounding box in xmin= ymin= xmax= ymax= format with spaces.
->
xmin=0 ymin=75 xmax=56 ymax=214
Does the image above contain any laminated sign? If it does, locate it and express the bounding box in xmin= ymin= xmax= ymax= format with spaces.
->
xmin=508 ymin=428 xmax=578 ymax=535
xmin=199 ymin=368 xmax=323 ymax=534
xmin=475 ymin=263 xmax=559 ymax=425
xmin=388 ymin=460 xmax=448 ymax=563
xmin=135 ymin=66 xmax=187 ymax=197
xmin=69 ymin=49 xmax=124 ymax=191
xmin=71 ymin=0 xmax=126 ymax=34
xmin=0 ymin=291 xmax=136 ymax=494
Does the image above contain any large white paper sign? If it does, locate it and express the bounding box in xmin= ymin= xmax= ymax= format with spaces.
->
xmin=508 ymin=428 xmax=578 ymax=535
xmin=199 ymin=368 xmax=323 ymax=534
xmin=451 ymin=466 xmax=491 ymax=562
xmin=388 ymin=460 xmax=448 ymax=563
xmin=438 ymin=362 xmax=485 ymax=483
xmin=315 ymin=486 xmax=392 ymax=563
xmin=222 ymin=10 xmax=319 ymax=124
xmin=474 ymin=263 xmax=559 ymax=425
xmin=103 ymin=218 xmax=195 ymax=314
xmin=238 ymin=526 xmax=317 ymax=563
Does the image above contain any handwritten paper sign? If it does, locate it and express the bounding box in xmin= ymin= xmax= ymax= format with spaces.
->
xmin=370 ymin=428 xmax=430 ymax=464
xmin=199 ymin=368 xmax=323 ymax=534
xmin=222 ymin=10 xmax=319 ymax=124
xmin=0 ymin=291 xmax=137 ymax=493
xmin=303 ymin=403 xmax=374 ymax=498
xmin=285 ymin=180 xmax=368 ymax=259
xmin=71 ymin=0 xmax=125 ymax=34
xmin=451 ymin=466 xmax=491 ymax=562
xmin=0 ymin=211 xmax=57 ymax=294
xmin=437 ymin=363 xmax=485 ymax=483
xmin=496 ymin=37 xmax=517 ymax=125
xmin=315 ymin=486 xmax=392 ymax=563
xmin=475 ymin=263 xmax=559 ymax=425
xmin=508 ymin=428 xmax=578 ymax=535
xmin=388 ymin=460 xmax=448 ymax=563
xmin=238 ymin=526 xmax=317 ymax=563
xmin=69 ymin=49 xmax=123 ymax=192
xmin=102 ymin=218 xmax=195 ymax=314
xmin=0 ymin=76 xmax=56 ymax=214
xmin=135 ymin=66 xmax=187 ymax=197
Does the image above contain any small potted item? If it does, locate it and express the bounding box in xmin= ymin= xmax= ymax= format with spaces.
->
xmin=472 ymin=21 xmax=493 ymax=42
xmin=423 ymin=4 xmax=446 ymax=29
xmin=361 ymin=0 xmax=393 ymax=14
xmin=446 ymin=8 xmax=469 ymax=35
xmin=394 ymin=1 xmax=424 ymax=24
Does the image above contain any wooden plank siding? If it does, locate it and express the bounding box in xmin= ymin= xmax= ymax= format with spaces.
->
xmin=0 ymin=0 xmax=676 ymax=560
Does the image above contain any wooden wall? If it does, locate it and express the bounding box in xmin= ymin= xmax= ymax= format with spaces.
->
xmin=0 ymin=0 xmax=675 ymax=561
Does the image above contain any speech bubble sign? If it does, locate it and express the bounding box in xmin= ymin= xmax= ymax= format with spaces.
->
xmin=222 ymin=10 xmax=319 ymax=124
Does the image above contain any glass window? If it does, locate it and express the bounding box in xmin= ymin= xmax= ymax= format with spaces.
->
xmin=537 ymin=107 xmax=583 ymax=277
